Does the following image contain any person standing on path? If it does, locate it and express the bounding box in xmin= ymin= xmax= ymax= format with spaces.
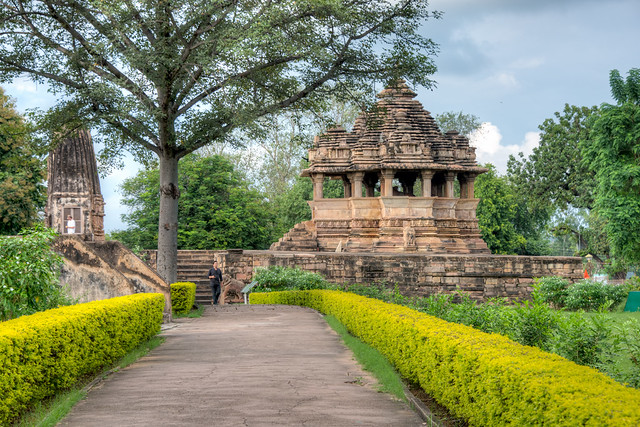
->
xmin=208 ymin=260 xmax=223 ymax=305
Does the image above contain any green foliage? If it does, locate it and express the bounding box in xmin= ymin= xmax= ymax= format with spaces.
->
xmin=253 ymin=266 xmax=333 ymax=292
xmin=564 ymin=281 xmax=628 ymax=312
xmin=534 ymin=277 xmax=629 ymax=311
xmin=475 ymin=164 xmax=527 ymax=254
xmin=0 ymin=87 xmax=46 ymax=234
xmin=581 ymin=70 xmax=640 ymax=267
xmin=170 ymin=282 xmax=196 ymax=315
xmin=508 ymin=104 xmax=599 ymax=211
xmin=0 ymin=293 xmax=165 ymax=425
xmin=434 ymin=110 xmax=481 ymax=136
xmin=251 ymin=290 xmax=640 ymax=426
xmin=0 ymin=226 xmax=73 ymax=321
xmin=111 ymin=154 xmax=275 ymax=250
xmin=533 ymin=276 xmax=570 ymax=308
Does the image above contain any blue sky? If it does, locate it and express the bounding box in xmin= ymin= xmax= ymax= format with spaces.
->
xmin=4 ymin=0 xmax=640 ymax=232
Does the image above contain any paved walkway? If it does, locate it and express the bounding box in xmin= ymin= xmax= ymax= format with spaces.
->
xmin=60 ymin=304 xmax=424 ymax=426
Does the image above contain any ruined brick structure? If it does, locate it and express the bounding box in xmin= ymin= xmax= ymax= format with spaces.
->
xmin=45 ymin=129 xmax=105 ymax=241
xmin=271 ymin=80 xmax=489 ymax=254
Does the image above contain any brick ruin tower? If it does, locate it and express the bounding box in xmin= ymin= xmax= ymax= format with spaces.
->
xmin=45 ymin=129 xmax=105 ymax=241
xmin=271 ymin=80 xmax=490 ymax=254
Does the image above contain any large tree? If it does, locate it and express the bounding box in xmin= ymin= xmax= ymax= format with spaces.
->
xmin=0 ymin=0 xmax=440 ymax=282
xmin=581 ymin=68 xmax=640 ymax=268
xmin=507 ymin=104 xmax=599 ymax=211
xmin=0 ymin=87 xmax=46 ymax=234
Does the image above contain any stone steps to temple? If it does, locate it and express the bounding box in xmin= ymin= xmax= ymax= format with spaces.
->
xmin=270 ymin=221 xmax=318 ymax=251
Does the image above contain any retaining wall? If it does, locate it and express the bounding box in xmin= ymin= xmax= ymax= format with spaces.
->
xmin=145 ymin=250 xmax=583 ymax=301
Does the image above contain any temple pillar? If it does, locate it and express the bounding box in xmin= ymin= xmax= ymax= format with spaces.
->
xmin=444 ymin=172 xmax=455 ymax=198
xmin=343 ymin=176 xmax=352 ymax=198
xmin=381 ymin=170 xmax=395 ymax=196
xmin=312 ymin=174 xmax=324 ymax=200
xmin=466 ymin=176 xmax=476 ymax=198
xmin=421 ymin=171 xmax=434 ymax=197
xmin=351 ymin=172 xmax=364 ymax=198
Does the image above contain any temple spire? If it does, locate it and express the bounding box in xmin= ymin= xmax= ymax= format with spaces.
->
xmin=45 ymin=129 xmax=105 ymax=241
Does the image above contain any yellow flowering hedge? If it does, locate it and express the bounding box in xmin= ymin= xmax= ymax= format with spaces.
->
xmin=251 ymin=290 xmax=640 ymax=426
xmin=0 ymin=293 xmax=164 ymax=425
xmin=170 ymin=282 xmax=197 ymax=314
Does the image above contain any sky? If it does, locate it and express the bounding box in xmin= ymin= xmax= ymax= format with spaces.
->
xmin=3 ymin=0 xmax=640 ymax=232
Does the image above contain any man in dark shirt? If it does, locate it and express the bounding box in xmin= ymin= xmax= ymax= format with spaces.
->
xmin=208 ymin=260 xmax=223 ymax=305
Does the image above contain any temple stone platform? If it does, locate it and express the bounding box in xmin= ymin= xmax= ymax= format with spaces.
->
xmin=144 ymin=250 xmax=583 ymax=302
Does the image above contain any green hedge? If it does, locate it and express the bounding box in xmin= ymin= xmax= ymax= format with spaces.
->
xmin=170 ymin=282 xmax=197 ymax=314
xmin=251 ymin=290 xmax=640 ymax=426
xmin=0 ymin=293 xmax=165 ymax=425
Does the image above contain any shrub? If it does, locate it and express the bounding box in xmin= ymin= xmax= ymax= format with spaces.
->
xmin=253 ymin=266 xmax=332 ymax=291
xmin=0 ymin=293 xmax=164 ymax=425
xmin=251 ymin=290 xmax=640 ymax=426
xmin=565 ymin=280 xmax=628 ymax=311
xmin=170 ymin=282 xmax=196 ymax=314
xmin=0 ymin=226 xmax=74 ymax=320
xmin=533 ymin=276 xmax=570 ymax=308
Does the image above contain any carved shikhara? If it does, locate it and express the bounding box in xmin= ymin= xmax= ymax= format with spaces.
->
xmin=45 ymin=129 xmax=105 ymax=241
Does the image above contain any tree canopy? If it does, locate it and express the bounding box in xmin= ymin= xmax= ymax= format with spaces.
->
xmin=0 ymin=0 xmax=441 ymax=282
xmin=434 ymin=110 xmax=481 ymax=136
xmin=581 ymin=68 xmax=640 ymax=268
xmin=0 ymin=87 xmax=46 ymax=234
xmin=507 ymin=104 xmax=599 ymax=211
xmin=111 ymin=154 xmax=275 ymax=250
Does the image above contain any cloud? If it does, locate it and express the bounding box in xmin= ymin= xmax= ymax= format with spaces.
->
xmin=468 ymin=122 xmax=539 ymax=173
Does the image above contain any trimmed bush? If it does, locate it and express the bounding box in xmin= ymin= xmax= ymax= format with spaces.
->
xmin=0 ymin=293 xmax=164 ymax=425
xmin=251 ymin=290 xmax=640 ymax=426
xmin=170 ymin=282 xmax=197 ymax=314
xmin=565 ymin=280 xmax=629 ymax=311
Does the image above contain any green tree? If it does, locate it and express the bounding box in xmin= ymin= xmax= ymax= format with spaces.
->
xmin=475 ymin=164 xmax=527 ymax=255
xmin=111 ymin=154 xmax=275 ymax=250
xmin=0 ymin=0 xmax=440 ymax=283
xmin=0 ymin=88 xmax=46 ymax=234
xmin=507 ymin=104 xmax=599 ymax=211
xmin=434 ymin=110 xmax=481 ymax=136
xmin=581 ymin=68 xmax=640 ymax=268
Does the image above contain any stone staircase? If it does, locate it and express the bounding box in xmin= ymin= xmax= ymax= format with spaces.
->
xmin=174 ymin=250 xmax=220 ymax=305
xmin=270 ymin=221 xmax=319 ymax=251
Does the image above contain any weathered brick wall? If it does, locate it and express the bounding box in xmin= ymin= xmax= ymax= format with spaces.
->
xmin=143 ymin=250 xmax=583 ymax=301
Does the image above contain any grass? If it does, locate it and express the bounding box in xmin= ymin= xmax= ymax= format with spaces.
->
xmin=323 ymin=314 xmax=406 ymax=401
xmin=173 ymin=304 xmax=205 ymax=318
xmin=13 ymin=335 xmax=166 ymax=427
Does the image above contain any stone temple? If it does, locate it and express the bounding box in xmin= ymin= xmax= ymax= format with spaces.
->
xmin=45 ymin=129 xmax=105 ymax=241
xmin=271 ymin=80 xmax=490 ymax=254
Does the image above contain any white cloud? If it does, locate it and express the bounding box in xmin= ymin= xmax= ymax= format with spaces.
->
xmin=7 ymin=78 xmax=38 ymax=94
xmin=469 ymin=123 xmax=539 ymax=174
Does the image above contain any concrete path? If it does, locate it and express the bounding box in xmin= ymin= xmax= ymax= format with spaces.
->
xmin=60 ymin=304 xmax=424 ymax=426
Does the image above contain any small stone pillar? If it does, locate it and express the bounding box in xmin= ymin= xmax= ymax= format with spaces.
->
xmin=444 ymin=172 xmax=456 ymax=198
xmin=312 ymin=174 xmax=324 ymax=200
xmin=351 ymin=172 xmax=364 ymax=198
xmin=381 ymin=170 xmax=395 ymax=196
xmin=421 ymin=171 xmax=434 ymax=197
xmin=342 ymin=176 xmax=352 ymax=198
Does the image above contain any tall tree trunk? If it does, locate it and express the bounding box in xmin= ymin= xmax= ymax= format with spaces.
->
xmin=157 ymin=153 xmax=179 ymax=284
